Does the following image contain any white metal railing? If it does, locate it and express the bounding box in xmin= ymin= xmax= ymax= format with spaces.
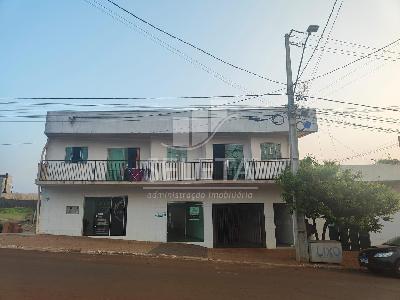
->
xmin=38 ymin=159 xmax=289 ymax=182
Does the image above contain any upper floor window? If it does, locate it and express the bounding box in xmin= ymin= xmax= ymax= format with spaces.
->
xmin=260 ymin=143 xmax=281 ymax=160
xmin=65 ymin=146 xmax=88 ymax=163
xmin=167 ymin=147 xmax=187 ymax=161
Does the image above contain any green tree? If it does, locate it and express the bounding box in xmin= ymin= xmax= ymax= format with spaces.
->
xmin=374 ymin=156 xmax=400 ymax=165
xmin=277 ymin=157 xmax=400 ymax=239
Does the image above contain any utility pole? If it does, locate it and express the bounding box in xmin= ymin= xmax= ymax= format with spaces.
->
xmin=285 ymin=32 xmax=309 ymax=262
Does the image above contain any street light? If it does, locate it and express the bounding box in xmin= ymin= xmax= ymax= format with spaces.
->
xmin=285 ymin=25 xmax=319 ymax=262
xmin=293 ymin=25 xmax=319 ymax=94
xmin=307 ymin=25 xmax=320 ymax=34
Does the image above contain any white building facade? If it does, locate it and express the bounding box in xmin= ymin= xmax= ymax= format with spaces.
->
xmin=36 ymin=108 xmax=318 ymax=248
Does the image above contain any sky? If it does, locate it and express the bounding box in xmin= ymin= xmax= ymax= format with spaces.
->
xmin=0 ymin=0 xmax=400 ymax=192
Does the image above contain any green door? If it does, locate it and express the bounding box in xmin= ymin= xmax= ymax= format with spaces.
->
xmin=167 ymin=202 xmax=204 ymax=242
xmin=107 ymin=148 xmax=126 ymax=181
xmin=225 ymin=144 xmax=244 ymax=180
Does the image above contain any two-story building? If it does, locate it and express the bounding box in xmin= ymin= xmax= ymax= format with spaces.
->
xmin=35 ymin=107 xmax=317 ymax=248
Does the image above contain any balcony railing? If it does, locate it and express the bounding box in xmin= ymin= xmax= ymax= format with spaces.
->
xmin=37 ymin=159 xmax=289 ymax=182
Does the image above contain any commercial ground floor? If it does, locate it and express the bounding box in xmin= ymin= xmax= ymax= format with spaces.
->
xmin=37 ymin=184 xmax=294 ymax=248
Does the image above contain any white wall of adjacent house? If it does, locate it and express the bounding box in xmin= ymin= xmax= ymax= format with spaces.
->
xmin=38 ymin=184 xmax=287 ymax=248
xmin=370 ymin=211 xmax=400 ymax=245
xmin=370 ymin=182 xmax=400 ymax=245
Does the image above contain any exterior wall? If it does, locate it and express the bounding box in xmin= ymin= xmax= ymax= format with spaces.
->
xmin=44 ymin=108 xmax=318 ymax=135
xmin=45 ymin=133 xmax=290 ymax=161
xmin=341 ymin=164 xmax=400 ymax=182
xmin=370 ymin=182 xmax=400 ymax=245
xmin=45 ymin=136 xmax=151 ymax=160
xmin=370 ymin=211 xmax=400 ymax=245
xmin=38 ymin=184 xmax=285 ymax=248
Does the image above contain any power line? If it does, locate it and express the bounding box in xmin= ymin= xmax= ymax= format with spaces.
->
xmin=314 ymin=54 xmax=392 ymax=96
xmin=101 ymin=0 xmax=285 ymax=85
xmin=338 ymin=143 xmax=398 ymax=162
xmin=316 ymin=110 xmax=400 ymax=127
xmin=319 ymin=127 xmax=358 ymax=155
xmin=304 ymin=36 xmax=400 ymax=83
xmin=4 ymin=93 xmax=400 ymax=123
xmin=307 ymin=0 xmax=344 ymax=83
xmin=0 ymin=89 xmax=287 ymax=122
xmin=310 ymin=40 xmax=400 ymax=98
xmin=0 ymin=142 xmax=33 ymax=146
xmin=292 ymin=42 xmax=400 ymax=61
xmin=318 ymin=117 xmax=400 ymax=134
xmin=84 ymin=0 xmax=250 ymax=93
xmin=303 ymin=95 xmax=400 ymax=113
xmin=294 ymin=33 xmax=400 ymax=57
xmin=298 ymin=0 xmax=339 ymax=79
xmin=2 ymin=93 xmax=282 ymax=101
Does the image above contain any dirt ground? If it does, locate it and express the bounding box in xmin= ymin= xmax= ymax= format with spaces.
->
xmin=0 ymin=248 xmax=398 ymax=300
xmin=0 ymin=234 xmax=360 ymax=268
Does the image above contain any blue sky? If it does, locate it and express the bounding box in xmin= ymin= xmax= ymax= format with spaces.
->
xmin=1 ymin=0 xmax=400 ymax=191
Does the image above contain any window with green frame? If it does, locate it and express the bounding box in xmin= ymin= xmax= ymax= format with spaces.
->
xmin=65 ymin=146 xmax=88 ymax=163
xmin=260 ymin=143 xmax=282 ymax=160
xmin=167 ymin=147 xmax=187 ymax=161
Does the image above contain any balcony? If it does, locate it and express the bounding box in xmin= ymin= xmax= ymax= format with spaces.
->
xmin=37 ymin=159 xmax=289 ymax=183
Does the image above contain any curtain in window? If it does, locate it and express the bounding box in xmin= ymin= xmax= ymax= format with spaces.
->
xmin=107 ymin=148 xmax=126 ymax=180
xmin=260 ymin=143 xmax=282 ymax=160
xmin=65 ymin=146 xmax=88 ymax=162
xmin=225 ymin=144 xmax=244 ymax=180
xmin=167 ymin=148 xmax=187 ymax=161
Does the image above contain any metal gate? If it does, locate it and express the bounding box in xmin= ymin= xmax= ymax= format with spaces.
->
xmin=212 ymin=203 xmax=266 ymax=248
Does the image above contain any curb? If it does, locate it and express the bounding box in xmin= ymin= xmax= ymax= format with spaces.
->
xmin=0 ymin=244 xmax=357 ymax=271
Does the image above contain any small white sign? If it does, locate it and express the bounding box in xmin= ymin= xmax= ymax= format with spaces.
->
xmin=309 ymin=241 xmax=343 ymax=264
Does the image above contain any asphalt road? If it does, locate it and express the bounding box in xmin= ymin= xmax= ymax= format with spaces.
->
xmin=0 ymin=249 xmax=399 ymax=300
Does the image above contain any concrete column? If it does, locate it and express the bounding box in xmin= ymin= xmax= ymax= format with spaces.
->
xmin=264 ymin=201 xmax=276 ymax=249
xmin=203 ymin=201 xmax=213 ymax=248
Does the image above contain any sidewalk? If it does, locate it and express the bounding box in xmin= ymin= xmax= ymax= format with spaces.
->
xmin=0 ymin=234 xmax=359 ymax=269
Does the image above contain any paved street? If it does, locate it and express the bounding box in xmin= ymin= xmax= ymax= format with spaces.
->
xmin=0 ymin=249 xmax=399 ymax=300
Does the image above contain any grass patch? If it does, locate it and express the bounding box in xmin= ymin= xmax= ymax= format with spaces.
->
xmin=0 ymin=207 xmax=33 ymax=223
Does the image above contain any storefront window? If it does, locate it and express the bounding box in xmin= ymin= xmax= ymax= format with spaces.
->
xmin=83 ymin=196 xmax=128 ymax=236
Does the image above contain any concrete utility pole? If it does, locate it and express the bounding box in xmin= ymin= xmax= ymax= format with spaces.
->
xmin=285 ymin=32 xmax=310 ymax=262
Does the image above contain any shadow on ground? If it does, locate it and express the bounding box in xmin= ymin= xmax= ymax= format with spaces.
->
xmin=148 ymin=242 xmax=208 ymax=258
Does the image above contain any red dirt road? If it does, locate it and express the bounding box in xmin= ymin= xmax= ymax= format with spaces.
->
xmin=0 ymin=249 xmax=398 ymax=300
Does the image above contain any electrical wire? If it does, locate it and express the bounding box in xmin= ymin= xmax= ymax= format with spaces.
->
xmin=292 ymin=41 xmax=400 ymax=61
xmin=304 ymin=36 xmax=400 ymax=83
xmin=298 ymin=0 xmax=339 ymax=79
xmin=96 ymin=0 xmax=286 ymax=85
xmin=294 ymin=34 xmax=400 ymax=57
xmin=318 ymin=117 xmax=400 ymax=134
xmin=338 ymin=143 xmax=398 ymax=162
xmin=0 ymin=142 xmax=33 ymax=146
xmin=1 ymin=93 xmax=282 ymax=101
xmin=303 ymin=95 xmax=400 ymax=113
xmin=309 ymin=41 xmax=400 ymax=98
xmin=0 ymin=89 xmax=287 ymax=122
xmin=84 ymin=0 xmax=250 ymax=93
xmin=307 ymin=0 xmax=344 ymax=83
